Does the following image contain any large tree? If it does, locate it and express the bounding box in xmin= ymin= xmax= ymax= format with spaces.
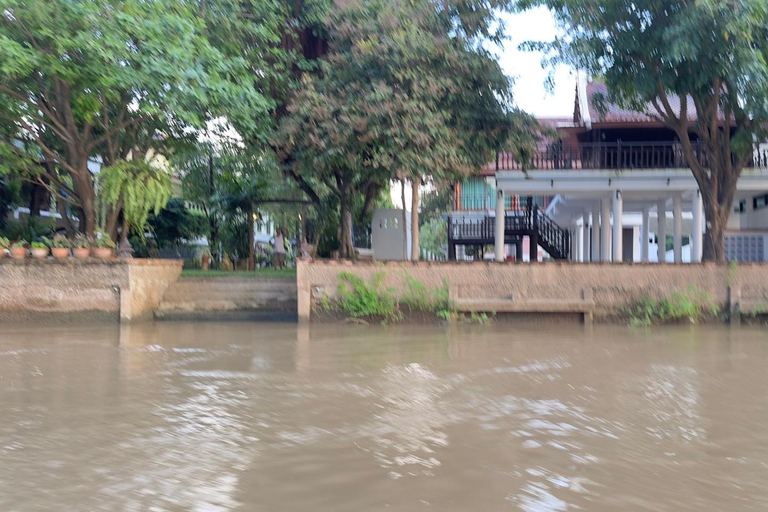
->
xmin=520 ymin=0 xmax=768 ymax=261
xmin=0 ymin=0 xmax=275 ymax=234
xmin=280 ymin=0 xmax=537 ymax=258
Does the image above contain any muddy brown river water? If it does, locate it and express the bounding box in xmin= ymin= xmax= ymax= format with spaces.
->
xmin=1 ymin=322 xmax=768 ymax=511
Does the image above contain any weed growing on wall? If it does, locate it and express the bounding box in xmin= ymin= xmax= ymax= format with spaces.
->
xmin=626 ymin=286 xmax=720 ymax=327
xmin=331 ymin=272 xmax=453 ymax=323
xmin=337 ymin=272 xmax=401 ymax=322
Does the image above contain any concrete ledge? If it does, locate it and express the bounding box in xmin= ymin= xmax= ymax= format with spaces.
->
xmin=298 ymin=259 xmax=768 ymax=324
xmin=0 ymin=258 xmax=183 ymax=324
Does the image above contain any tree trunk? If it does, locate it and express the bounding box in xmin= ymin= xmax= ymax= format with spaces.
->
xmin=69 ymin=159 xmax=96 ymax=234
xmin=120 ymin=216 xmax=129 ymax=244
xmin=702 ymin=199 xmax=730 ymax=262
xmin=339 ymin=188 xmax=354 ymax=259
xmin=248 ymin=204 xmax=255 ymax=271
xmin=105 ymin=199 xmax=123 ymax=242
xmin=401 ymin=179 xmax=408 ymax=260
xmin=411 ymin=177 xmax=420 ymax=261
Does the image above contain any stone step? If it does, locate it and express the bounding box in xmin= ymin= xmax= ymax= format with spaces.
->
xmin=167 ymin=279 xmax=295 ymax=292
xmin=161 ymin=289 xmax=297 ymax=303
xmin=156 ymin=298 xmax=297 ymax=312
xmin=154 ymin=310 xmax=298 ymax=322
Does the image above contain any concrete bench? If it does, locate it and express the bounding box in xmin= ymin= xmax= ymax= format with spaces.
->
xmin=452 ymin=289 xmax=594 ymax=324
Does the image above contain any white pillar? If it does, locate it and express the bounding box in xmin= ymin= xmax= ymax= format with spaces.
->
xmin=581 ymin=215 xmax=590 ymax=262
xmin=657 ymin=200 xmax=667 ymax=263
xmin=591 ymin=205 xmax=600 ymax=262
xmin=601 ymin=198 xmax=612 ymax=262
xmin=641 ymin=206 xmax=650 ymax=262
xmin=612 ymin=190 xmax=623 ymax=262
xmin=494 ymin=188 xmax=505 ymax=262
xmin=692 ymin=190 xmax=703 ymax=263
xmin=673 ymin=194 xmax=683 ymax=263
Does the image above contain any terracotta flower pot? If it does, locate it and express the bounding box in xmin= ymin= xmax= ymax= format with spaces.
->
xmin=93 ymin=248 xmax=113 ymax=260
xmin=31 ymin=248 xmax=49 ymax=259
xmin=52 ymin=248 xmax=70 ymax=260
xmin=73 ymin=248 xmax=90 ymax=260
xmin=10 ymin=247 xmax=27 ymax=260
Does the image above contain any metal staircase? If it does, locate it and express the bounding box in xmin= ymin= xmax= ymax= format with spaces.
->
xmin=447 ymin=209 xmax=571 ymax=260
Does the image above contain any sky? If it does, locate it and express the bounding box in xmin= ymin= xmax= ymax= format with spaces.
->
xmin=496 ymin=8 xmax=575 ymax=119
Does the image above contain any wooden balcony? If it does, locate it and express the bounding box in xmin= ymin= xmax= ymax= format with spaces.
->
xmin=497 ymin=142 xmax=768 ymax=172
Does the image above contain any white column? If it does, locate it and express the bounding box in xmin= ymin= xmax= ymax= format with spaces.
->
xmin=601 ymin=198 xmax=612 ymax=262
xmin=591 ymin=204 xmax=600 ymax=262
xmin=673 ymin=194 xmax=683 ymax=263
xmin=692 ymin=190 xmax=703 ymax=263
xmin=612 ymin=190 xmax=623 ymax=262
xmin=641 ymin=206 xmax=650 ymax=262
xmin=581 ymin=215 xmax=590 ymax=262
xmin=657 ymin=200 xmax=667 ymax=263
xmin=494 ymin=188 xmax=505 ymax=262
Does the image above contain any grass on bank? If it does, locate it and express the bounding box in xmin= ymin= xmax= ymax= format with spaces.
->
xmin=625 ymin=286 xmax=720 ymax=327
xmin=322 ymin=271 xmax=472 ymax=324
xmin=182 ymin=268 xmax=296 ymax=279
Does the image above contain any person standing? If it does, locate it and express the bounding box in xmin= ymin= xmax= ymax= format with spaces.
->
xmin=273 ymin=227 xmax=286 ymax=270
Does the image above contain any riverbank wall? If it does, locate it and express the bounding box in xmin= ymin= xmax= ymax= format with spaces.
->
xmin=297 ymin=260 xmax=768 ymax=323
xmin=0 ymin=259 xmax=182 ymax=323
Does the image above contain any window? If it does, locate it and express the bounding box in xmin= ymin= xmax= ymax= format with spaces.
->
xmin=753 ymin=194 xmax=768 ymax=211
xmin=734 ymin=200 xmax=746 ymax=214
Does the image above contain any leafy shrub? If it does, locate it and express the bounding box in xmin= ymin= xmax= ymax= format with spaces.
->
xmin=93 ymin=231 xmax=116 ymax=249
xmin=337 ymin=272 xmax=400 ymax=322
xmin=0 ymin=236 xmax=9 ymax=249
xmin=627 ymin=287 xmax=720 ymax=326
xmin=73 ymin=233 xmax=90 ymax=249
xmin=51 ymin=235 xmax=70 ymax=249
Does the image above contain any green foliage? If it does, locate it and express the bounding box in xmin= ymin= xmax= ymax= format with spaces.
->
xmin=0 ymin=236 xmax=8 ymax=249
xmin=99 ymin=160 xmax=172 ymax=240
xmin=51 ymin=235 xmax=70 ymax=249
xmin=11 ymin=240 xmax=26 ymax=248
xmin=419 ymin=218 xmax=448 ymax=256
xmin=626 ymin=287 xmax=720 ymax=327
xmin=400 ymin=275 xmax=451 ymax=315
xmin=219 ymin=214 xmax=250 ymax=262
xmin=93 ymin=231 xmax=115 ymax=249
xmin=72 ymin=233 xmax=90 ymax=249
xmin=0 ymin=0 xmax=278 ymax=233
xmin=336 ymin=272 xmax=400 ymax=322
xmin=30 ymin=241 xmax=47 ymax=249
xmin=280 ymin=0 xmax=539 ymax=257
xmin=146 ymin=198 xmax=207 ymax=248
xmin=0 ymin=216 xmax=55 ymax=243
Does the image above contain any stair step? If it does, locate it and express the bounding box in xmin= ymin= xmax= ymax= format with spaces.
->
xmin=154 ymin=310 xmax=298 ymax=322
xmin=157 ymin=298 xmax=296 ymax=312
xmin=161 ymin=289 xmax=297 ymax=302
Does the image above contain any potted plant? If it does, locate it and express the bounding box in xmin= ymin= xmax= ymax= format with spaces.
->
xmin=10 ymin=240 xmax=28 ymax=260
xmin=92 ymin=231 xmax=115 ymax=259
xmin=30 ymin=241 xmax=50 ymax=259
xmin=73 ymin=234 xmax=91 ymax=260
xmin=51 ymin=235 xmax=71 ymax=260
xmin=0 ymin=236 xmax=9 ymax=259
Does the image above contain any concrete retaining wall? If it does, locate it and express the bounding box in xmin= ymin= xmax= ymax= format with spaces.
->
xmin=0 ymin=259 xmax=183 ymax=323
xmin=297 ymin=260 xmax=768 ymax=322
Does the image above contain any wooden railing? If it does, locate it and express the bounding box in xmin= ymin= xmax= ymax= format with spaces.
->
xmin=497 ymin=142 xmax=768 ymax=171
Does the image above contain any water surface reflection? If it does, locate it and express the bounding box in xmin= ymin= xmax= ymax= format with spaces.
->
xmin=1 ymin=322 xmax=768 ymax=510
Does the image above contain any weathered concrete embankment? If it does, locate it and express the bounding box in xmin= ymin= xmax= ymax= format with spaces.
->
xmin=154 ymin=276 xmax=297 ymax=322
xmin=298 ymin=260 xmax=768 ymax=323
xmin=0 ymin=258 xmax=182 ymax=323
